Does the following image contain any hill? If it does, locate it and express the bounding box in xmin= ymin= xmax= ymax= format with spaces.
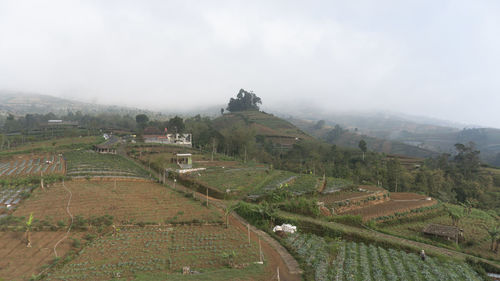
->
xmin=0 ymin=91 xmax=157 ymax=118
xmin=212 ymin=110 xmax=314 ymax=150
xmin=291 ymin=118 xmax=439 ymax=159
xmin=285 ymin=111 xmax=500 ymax=166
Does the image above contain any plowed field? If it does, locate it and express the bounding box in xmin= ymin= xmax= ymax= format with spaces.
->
xmin=14 ymin=181 xmax=222 ymax=224
xmin=343 ymin=193 xmax=437 ymax=221
xmin=0 ymin=231 xmax=78 ymax=281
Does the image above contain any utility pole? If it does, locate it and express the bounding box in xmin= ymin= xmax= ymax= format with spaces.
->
xmin=211 ymin=138 xmax=215 ymax=161
xmin=244 ymin=146 xmax=247 ymax=163
xmin=247 ymin=224 xmax=251 ymax=245
xmin=259 ymin=238 xmax=263 ymax=263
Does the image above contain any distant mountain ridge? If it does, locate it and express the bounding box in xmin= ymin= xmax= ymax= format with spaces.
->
xmin=0 ymin=91 xmax=159 ymax=118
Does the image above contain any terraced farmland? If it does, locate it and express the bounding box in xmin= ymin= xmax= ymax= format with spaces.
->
xmin=0 ymin=155 xmax=64 ymax=178
xmin=64 ymin=150 xmax=149 ymax=179
xmin=186 ymin=167 xmax=295 ymax=198
xmin=48 ymin=225 xmax=262 ymax=280
xmin=286 ymin=233 xmax=484 ymax=281
xmin=343 ymin=193 xmax=437 ymax=221
xmin=14 ymin=181 xmax=222 ymax=224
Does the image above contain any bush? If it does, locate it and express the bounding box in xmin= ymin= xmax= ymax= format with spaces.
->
xmin=73 ymin=215 xmax=88 ymax=231
xmin=329 ymin=214 xmax=363 ymax=227
xmin=72 ymin=238 xmax=81 ymax=248
xmin=84 ymin=233 xmax=96 ymax=241
xmin=279 ymin=197 xmax=320 ymax=218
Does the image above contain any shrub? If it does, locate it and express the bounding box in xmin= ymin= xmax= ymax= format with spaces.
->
xmin=279 ymin=197 xmax=320 ymax=218
xmin=329 ymin=214 xmax=363 ymax=227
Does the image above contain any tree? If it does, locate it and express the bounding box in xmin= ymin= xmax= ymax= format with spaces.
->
xmin=482 ymin=224 xmax=500 ymax=252
xmin=25 ymin=212 xmax=34 ymax=247
xmin=220 ymin=108 xmax=224 ymax=115
xmin=226 ymin=89 xmax=262 ymax=112
xmin=135 ymin=114 xmax=149 ymax=131
xmin=358 ymin=139 xmax=367 ymax=161
xmin=446 ymin=207 xmax=462 ymax=227
xmin=454 ymin=142 xmax=480 ymax=179
xmin=325 ymin=125 xmax=346 ymax=143
xmin=167 ymin=116 xmax=185 ymax=134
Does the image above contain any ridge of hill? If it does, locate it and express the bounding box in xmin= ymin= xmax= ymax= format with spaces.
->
xmin=0 ymin=91 xmax=156 ymax=117
xmin=212 ymin=110 xmax=314 ymax=149
xmin=290 ymin=118 xmax=439 ymax=159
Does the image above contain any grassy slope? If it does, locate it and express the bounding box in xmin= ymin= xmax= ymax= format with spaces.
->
xmin=212 ymin=111 xmax=313 ymax=140
xmin=292 ymin=118 xmax=439 ymax=159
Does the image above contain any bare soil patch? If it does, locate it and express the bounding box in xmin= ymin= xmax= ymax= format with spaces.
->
xmin=0 ymin=231 xmax=78 ymax=281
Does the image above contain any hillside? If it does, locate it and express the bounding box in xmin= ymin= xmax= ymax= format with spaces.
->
xmin=288 ymin=114 xmax=500 ymax=167
xmin=0 ymin=91 xmax=156 ymax=118
xmin=291 ymin=118 xmax=439 ymax=159
xmin=212 ymin=110 xmax=314 ymax=149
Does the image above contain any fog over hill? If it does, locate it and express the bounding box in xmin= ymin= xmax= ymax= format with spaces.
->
xmin=1 ymin=1 xmax=500 ymax=128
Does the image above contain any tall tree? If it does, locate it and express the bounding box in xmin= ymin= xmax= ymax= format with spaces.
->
xmin=358 ymin=139 xmax=367 ymax=161
xmin=167 ymin=116 xmax=185 ymax=134
xmin=226 ymin=89 xmax=262 ymax=112
xmin=454 ymin=142 xmax=480 ymax=179
xmin=135 ymin=114 xmax=149 ymax=131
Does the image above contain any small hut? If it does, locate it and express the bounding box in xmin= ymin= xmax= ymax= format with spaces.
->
xmin=176 ymin=153 xmax=192 ymax=169
xmin=422 ymin=224 xmax=463 ymax=244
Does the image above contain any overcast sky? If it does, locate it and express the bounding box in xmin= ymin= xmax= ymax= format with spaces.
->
xmin=1 ymin=1 xmax=499 ymax=127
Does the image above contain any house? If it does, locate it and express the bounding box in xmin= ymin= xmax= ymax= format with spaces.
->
xmin=422 ymin=223 xmax=464 ymax=244
xmin=143 ymin=133 xmax=192 ymax=147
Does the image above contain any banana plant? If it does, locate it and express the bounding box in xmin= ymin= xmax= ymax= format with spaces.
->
xmin=25 ymin=212 xmax=34 ymax=247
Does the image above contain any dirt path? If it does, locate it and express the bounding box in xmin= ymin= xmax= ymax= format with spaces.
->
xmin=164 ymin=178 xmax=302 ymax=281
xmin=52 ymin=180 xmax=74 ymax=258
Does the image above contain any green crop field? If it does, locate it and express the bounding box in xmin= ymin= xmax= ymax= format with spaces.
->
xmin=47 ymin=225 xmax=263 ymax=280
xmin=64 ymin=150 xmax=150 ymax=178
xmin=187 ymin=167 xmax=295 ymax=196
xmin=285 ymin=233 xmax=484 ymax=281
xmin=377 ymin=204 xmax=499 ymax=261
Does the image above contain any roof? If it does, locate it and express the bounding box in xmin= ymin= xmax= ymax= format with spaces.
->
xmin=176 ymin=153 xmax=192 ymax=157
xmin=422 ymin=224 xmax=462 ymax=238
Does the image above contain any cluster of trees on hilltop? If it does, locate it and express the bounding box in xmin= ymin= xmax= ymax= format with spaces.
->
xmin=226 ymin=89 xmax=262 ymax=112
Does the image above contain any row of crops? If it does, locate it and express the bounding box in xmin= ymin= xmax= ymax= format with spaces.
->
xmin=48 ymin=226 xmax=261 ymax=280
xmin=64 ymin=150 xmax=150 ymax=179
xmin=0 ymin=155 xmax=63 ymax=178
xmin=187 ymin=165 xmax=353 ymax=200
xmin=285 ymin=233 xmax=484 ymax=281
xmin=0 ymin=186 xmax=31 ymax=208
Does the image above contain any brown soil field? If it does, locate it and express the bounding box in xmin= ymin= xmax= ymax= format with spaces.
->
xmin=320 ymin=185 xmax=387 ymax=204
xmin=0 ymin=231 xmax=78 ymax=281
xmin=389 ymin=192 xmax=429 ymax=200
xmin=14 ymin=181 xmax=222 ymax=224
xmin=320 ymin=191 xmax=368 ymax=203
xmin=343 ymin=193 xmax=437 ymax=221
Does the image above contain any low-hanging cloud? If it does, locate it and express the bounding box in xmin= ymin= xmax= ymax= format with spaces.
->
xmin=0 ymin=0 xmax=499 ymax=127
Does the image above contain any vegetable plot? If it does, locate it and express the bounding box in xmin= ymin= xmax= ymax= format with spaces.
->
xmin=0 ymin=155 xmax=64 ymax=178
xmin=64 ymin=151 xmax=149 ymax=179
xmin=48 ymin=225 xmax=261 ymax=280
xmin=286 ymin=233 xmax=484 ymax=281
